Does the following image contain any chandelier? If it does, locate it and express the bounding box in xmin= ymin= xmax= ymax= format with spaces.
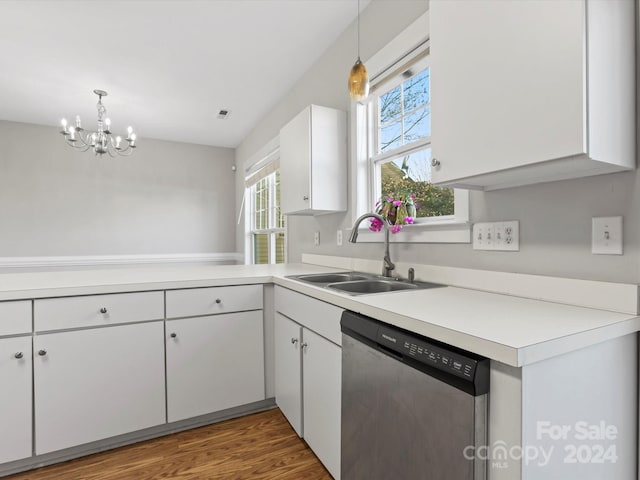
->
xmin=60 ymin=89 xmax=137 ymax=157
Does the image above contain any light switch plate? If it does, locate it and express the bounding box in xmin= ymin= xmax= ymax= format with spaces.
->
xmin=592 ymin=216 xmax=623 ymax=255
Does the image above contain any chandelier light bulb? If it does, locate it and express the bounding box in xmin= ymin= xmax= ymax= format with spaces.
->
xmin=115 ymin=136 xmax=122 ymax=148
xmin=61 ymin=118 xmax=67 ymax=128
xmin=127 ymin=126 xmax=133 ymax=136
xmin=75 ymin=115 xmax=82 ymax=128
xmin=105 ymin=118 xmax=111 ymax=127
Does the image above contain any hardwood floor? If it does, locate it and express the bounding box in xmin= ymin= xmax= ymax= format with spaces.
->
xmin=7 ymin=408 xmax=332 ymax=480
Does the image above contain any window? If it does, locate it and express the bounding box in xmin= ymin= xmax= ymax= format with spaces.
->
xmin=248 ymin=171 xmax=285 ymax=264
xmin=351 ymin=12 xmax=470 ymax=244
xmin=369 ymin=56 xmax=454 ymax=222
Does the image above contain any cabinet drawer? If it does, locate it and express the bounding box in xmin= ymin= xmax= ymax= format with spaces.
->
xmin=34 ymin=291 xmax=164 ymax=332
xmin=0 ymin=301 xmax=31 ymax=336
xmin=166 ymin=284 xmax=263 ymax=319
xmin=275 ymin=286 xmax=342 ymax=346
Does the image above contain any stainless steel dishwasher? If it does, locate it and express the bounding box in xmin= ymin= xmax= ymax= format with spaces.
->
xmin=341 ymin=311 xmax=490 ymax=480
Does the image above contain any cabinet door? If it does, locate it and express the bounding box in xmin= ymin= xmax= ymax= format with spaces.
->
xmin=166 ymin=311 xmax=265 ymax=422
xmin=303 ymin=329 xmax=341 ymax=479
xmin=0 ymin=336 xmax=32 ymax=463
xmin=34 ymin=322 xmax=166 ymax=454
xmin=274 ymin=313 xmax=303 ymax=436
xmin=280 ymin=106 xmax=312 ymax=214
xmin=430 ymin=0 xmax=585 ymax=184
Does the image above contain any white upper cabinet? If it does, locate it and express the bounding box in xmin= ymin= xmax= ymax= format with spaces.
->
xmin=280 ymin=104 xmax=347 ymax=214
xmin=429 ymin=0 xmax=635 ymax=190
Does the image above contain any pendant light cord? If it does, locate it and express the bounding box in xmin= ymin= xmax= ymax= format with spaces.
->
xmin=357 ymin=0 xmax=361 ymax=60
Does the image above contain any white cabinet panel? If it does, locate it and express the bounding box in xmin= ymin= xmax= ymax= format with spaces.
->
xmin=166 ymin=311 xmax=265 ymax=422
xmin=274 ymin=286 xmax=342 ymax=345
xmin=0 ymin=336 xmax=32 ymax=463
xmin=34 ymin=322 xmax=166 ymax=454
xmin=303 ymin=328 xmax=342 ymax=480
xmin=166 ymin=285 xmax=262 ymax=319
xmin=0 ymin=301 xmax=31 ymax=336
xmin=280 ymin=104 xmax=347 ymax=215
xmin=429 ymin=0 xmax=635 ymax=190
xmin=274 ymin=312 xmax=303 ymax=436
xmin=34 ymin=291 xmax=164 ymax=332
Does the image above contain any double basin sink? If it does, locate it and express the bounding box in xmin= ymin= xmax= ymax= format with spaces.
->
xmin=287 ymin=272 xmax=445 ymax=296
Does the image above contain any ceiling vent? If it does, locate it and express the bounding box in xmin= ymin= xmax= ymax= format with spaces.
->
xmin=217 ymin=109 xmax=231 ymax=120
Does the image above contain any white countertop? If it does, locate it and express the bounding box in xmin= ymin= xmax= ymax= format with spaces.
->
xmin=0 ymin=262 xmax=637 ymax=367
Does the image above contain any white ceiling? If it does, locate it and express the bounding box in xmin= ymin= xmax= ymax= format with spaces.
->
xmin=0 ymin=0 xmax=364 ymax=148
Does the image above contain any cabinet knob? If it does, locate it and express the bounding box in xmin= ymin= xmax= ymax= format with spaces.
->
xmin=301 ymin=342 xmax=308 ymax=351
xmin=38 ymin=349 xmax=47 ymax=356
xmin=431 ymin=158 xmax=441 ymax=168
xmin=170 ymin=333 xmax=177 ymax=338
xmin=303 ymin=195 xmax=309 ymax=201
xmin=14 ymin=352 xmax=23 ymax=359
xmin=291 ymin=338 xmax=298 ymax=345
xmin=215 ymin=298 xmax=222 ymax=304
xmin=100 ymin=307 xmax=108 ymax=314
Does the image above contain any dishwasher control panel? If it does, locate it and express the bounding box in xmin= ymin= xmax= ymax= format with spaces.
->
xmin=377 ymin=326 xmax=479 ymax=380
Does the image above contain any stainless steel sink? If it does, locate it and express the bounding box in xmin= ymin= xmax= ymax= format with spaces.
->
xmin=292 ymin=272 xmax=369 ymax=284
xmin=287 ymin=272 xmax=445 ymax=296
xmin=327 ymin=279 xmax=420 ymax=294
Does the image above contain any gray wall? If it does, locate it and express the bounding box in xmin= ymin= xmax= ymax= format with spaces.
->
xmin=236 ymin=0 xmax=640 ymax=285
xmin=0 ymin=120 xmax=236 ymax=256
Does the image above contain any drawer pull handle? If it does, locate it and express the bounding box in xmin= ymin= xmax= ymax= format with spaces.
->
xmin=301 ymin=342 xmax=308 ymax=351
xmin=291 ymin=338 xmax=298 ymax=345
xmin=100 ymin=307 xmax=108 ymax=314
xmin=170 ymin=333 xmax=177 ymax=338
xmin=215 ymin=298 xmax=222 ymax=304
xmin=14 ymin=352 xmax=23 ymax=359
xmin=431 ymin=158 xmax=441 ymax=168
xmin=303 ymin=195 xmax=309 ymax=201
xmin=38 ymin=349 xmax=47 ymax=357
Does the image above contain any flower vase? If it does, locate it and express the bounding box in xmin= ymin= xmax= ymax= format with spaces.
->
xmin=406 ymin=200 xmax=417 ymax=219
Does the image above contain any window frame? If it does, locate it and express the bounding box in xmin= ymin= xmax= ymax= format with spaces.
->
xmin=247 ymin=170 xmax=286 ymax=264
xmin=349 ymin=11 xmax=470 ymax=243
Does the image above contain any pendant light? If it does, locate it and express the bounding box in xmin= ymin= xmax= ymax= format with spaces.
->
xmin=348 ymin=0 xmax=369 ymax=102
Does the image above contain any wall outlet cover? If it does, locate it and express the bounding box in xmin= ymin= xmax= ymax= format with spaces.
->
xmin=592 ymin=216 xmax=623 ymax=255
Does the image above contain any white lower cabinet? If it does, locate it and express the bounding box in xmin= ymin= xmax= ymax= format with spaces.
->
xmin=274 ymin=313 xmax=303 ymax=435
xmin=166 ymin=311 xmax=265 ymax=422
xmin=275 ymin=308 xmax=341 ymax=480
xmin=33 ymin=321 xmax=166 ymax=455
xmin=0 ymin=336 xmax=32 ymax=463
xmin=301 ymin=328 xmax=341 ymax=480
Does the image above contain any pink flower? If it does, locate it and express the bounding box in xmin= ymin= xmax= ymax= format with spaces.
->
xmin=369 ymin=218 xmax=383 ymax=232
xmin=405 ymin=217 xmax=414 ymax=224
xmin=393 ymin=200 xmax=402 ymax=207
xmin=410 ymin=193 xmax=416 ymax=200
xmin=391 ymin=224 xmax=403 ymax=234
xmin=386 ymin=195 xmax=394 ymax=202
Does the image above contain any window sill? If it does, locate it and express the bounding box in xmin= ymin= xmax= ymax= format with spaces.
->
xmin=349 ymin=220 xmax=471 ymax=244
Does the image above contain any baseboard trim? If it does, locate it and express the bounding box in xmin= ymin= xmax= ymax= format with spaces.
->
xmin=0 ymin=399 xmax=276 ymax=478
xmin=0 ymin=253 xmax=244 ymax=269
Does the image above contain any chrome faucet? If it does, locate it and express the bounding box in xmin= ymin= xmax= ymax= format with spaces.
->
xmin=349 ymin=213 xmax=395 ymax=277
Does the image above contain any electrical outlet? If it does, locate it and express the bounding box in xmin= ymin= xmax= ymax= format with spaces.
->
xmin=314 ymin=231 xmax=320 ymax=247
xmin=336 ymin=230 xmax=343 ymax=246
xmin=473 ymin=221 xmax=519 ymax=251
